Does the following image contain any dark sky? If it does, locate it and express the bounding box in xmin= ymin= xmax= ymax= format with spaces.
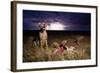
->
xmin=23 ymin=10 xmax=91 ymax=31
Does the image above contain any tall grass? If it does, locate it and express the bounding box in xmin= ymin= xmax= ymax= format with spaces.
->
xmin=23 ymin=45 xmax=90 ymax=62
xmin=23 ymin=35 xmax=91 ymax=62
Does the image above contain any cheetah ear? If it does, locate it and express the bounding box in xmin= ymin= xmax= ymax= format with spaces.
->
xmin=38 ymin=23 xmax=42 ymax=28
xmin=38 ymin=22 xmax=41 ymax=25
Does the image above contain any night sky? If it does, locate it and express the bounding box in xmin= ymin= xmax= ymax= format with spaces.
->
xmin=23 ymin=10 xmax=91 ymax=31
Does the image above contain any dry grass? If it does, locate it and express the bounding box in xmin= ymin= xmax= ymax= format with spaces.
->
xmin=23 ymin=35 xmax=91 ymax=62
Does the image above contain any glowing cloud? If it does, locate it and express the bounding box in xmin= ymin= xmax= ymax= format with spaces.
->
xmin=48 ymin=22 xmax=64 ymax=30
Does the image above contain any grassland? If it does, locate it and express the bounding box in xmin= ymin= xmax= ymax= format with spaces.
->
xmin=23 ymin=30 xmax=91 ymax=62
